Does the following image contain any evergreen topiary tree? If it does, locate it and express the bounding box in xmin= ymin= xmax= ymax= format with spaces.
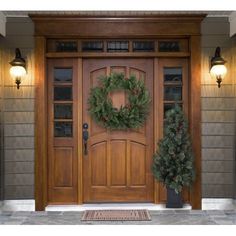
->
xmin=152 ymin=104 xmax=195 ymax=194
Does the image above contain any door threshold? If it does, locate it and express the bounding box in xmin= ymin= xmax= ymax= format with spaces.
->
xmin=46 ymin=203 xmax=192 ymax=211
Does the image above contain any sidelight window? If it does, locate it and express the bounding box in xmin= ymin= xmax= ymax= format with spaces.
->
xmin=53 ymin=67 xmax=73 ymax=137
xmin=163 ymin=67 xmax=183 ymax=118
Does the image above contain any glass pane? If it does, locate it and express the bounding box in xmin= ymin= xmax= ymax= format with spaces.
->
xmin=164 ymin=67 xmax=182 ymax=83
xmin=54 ymin=86 xmax=72 ymax=101
xmin=133 ymin=41 xmax=155 ymax=52
xmin=56 ymin=41 xmax=77 ymax=52
xmin=164 ymin=86 xmax=182 ymax=101
xmin=54 ymin=104 xmax=72 ymax=119
xmin=159 ymin=41 xmax=180 ymax=52
xmin=107 ymin=41 xmax=129 ymax=52
xmin=54 ymin=122 xmax=73 ymax=137
xmin=82 ymin=41 xmax=103 ymax=51
xmin=54 ymin=68 xmax=72 ymax=83
xmin=164 ymin=103 xmax=182 ymax=118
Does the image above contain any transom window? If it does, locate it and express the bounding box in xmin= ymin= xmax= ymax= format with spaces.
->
xmin=47 ymin=38 xmax=189 ymax=53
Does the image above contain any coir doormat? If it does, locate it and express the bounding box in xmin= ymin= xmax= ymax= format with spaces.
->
xmin=81 ymin=209 xmax=151 ymax=221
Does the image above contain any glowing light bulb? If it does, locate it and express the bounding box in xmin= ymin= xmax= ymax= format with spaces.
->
xmin=210 ymin=64 xmax=227 ymax=79
xmin=10 ymin=66 xmax=26 ymax=77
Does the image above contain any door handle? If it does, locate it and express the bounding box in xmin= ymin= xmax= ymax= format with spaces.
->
xmin=83 ymin=123 xmax=89 ymax=155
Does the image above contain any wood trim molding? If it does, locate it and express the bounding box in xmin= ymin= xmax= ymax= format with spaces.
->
xmin=189 ymin=35 xmax=202 ymax=209
xmin=30 ymin=14 xmax=206 ymax=37
xmin=46 ymin=52 xmax=191 ymax=58
xmin=35 ymin=36 xmax=47 ymax=211
xmin=30 ymin=14 xmax=206 ymax=21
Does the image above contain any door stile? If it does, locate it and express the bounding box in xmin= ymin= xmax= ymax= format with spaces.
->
xmin=78 ymin=58 xmax=83 ymax=204
xmin=153 ymin=57 xmax=160 ymax=203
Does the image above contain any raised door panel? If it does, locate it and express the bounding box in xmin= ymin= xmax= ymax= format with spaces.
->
xmin=90 ymin=68 xmax=107 ymax=136
xmin=129 ymin=68 xmax=146 ymax=135
xmin=54 ymin=147 xmax=73 ymax=187
xmin=130 ymin=142 xmax=146 ymax=186
xmin=91 ymin=142 xmax=107 ymax=186
xmin=110 ymin=140 xmax=127 ymax=186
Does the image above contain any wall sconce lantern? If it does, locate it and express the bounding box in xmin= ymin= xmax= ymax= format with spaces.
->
xmin=210 ymin=46 xmax=227 ymax=88
xmin=9 ymin=48 xmax=26 ymax=89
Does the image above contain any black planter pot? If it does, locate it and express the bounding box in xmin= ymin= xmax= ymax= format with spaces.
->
xmin=166 ymin=187 xmax=183 ymax=208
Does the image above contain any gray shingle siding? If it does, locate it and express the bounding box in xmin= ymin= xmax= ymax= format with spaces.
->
xmin=0 ymin=17 xmax=35 ymax=199
xmin=201 ymin=17 xmax=235 ymax=198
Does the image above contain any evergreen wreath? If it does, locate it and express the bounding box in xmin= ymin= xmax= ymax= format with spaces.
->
xmin=88 ymin=73 xmax=151 ymax=129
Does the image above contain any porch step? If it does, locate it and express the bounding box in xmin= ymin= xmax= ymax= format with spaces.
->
xmin=46 ymin=203 xmax=191 ymax=211
xmin=1 ymin=199 xmax=236 ymax=211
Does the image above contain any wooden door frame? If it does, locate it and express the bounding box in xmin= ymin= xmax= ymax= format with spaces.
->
xmin=32 ymin=14 xmax=205 ymax=210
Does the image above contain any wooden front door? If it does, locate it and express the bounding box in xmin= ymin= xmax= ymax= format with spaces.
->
xmin=83 ymin=59 xmax=154 ymax=202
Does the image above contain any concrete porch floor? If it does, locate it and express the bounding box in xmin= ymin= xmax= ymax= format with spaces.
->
xmin=0 ymin=210 xmax=236 ymax=225
xmin=0 ymin=199 xmax=236 ymax=224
